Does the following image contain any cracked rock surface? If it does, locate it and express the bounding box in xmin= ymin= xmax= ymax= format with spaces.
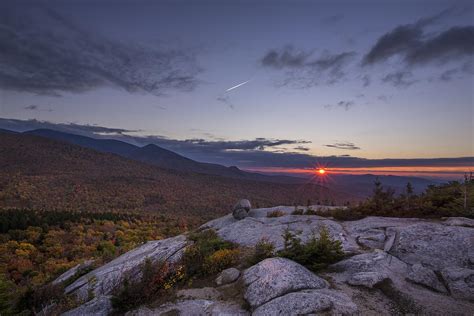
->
xmin=60 ymin=205 xmax=474 ymax=315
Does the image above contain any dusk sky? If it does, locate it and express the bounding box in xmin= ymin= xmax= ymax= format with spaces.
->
xmin=1 ymin=0 xmax=473 ymax=179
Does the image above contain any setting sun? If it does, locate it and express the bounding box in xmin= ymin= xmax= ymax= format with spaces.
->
xmin=318 ymin=168 xmax=326 ymax=175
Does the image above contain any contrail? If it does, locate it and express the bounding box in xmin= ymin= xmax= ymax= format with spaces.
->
xmin=226 ymin=79 xmax=251 ymax=92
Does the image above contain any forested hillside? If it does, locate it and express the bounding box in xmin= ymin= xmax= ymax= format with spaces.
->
xmin=0 ymin=132 xmax=354 ymax=217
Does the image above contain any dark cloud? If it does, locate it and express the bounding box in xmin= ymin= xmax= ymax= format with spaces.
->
xmin=382 ymin=71 xmax=417 ymax=88
xmin=363 ymin=9 xmax=473 ymax=67
xmin=0 ymin=3 xmax=201 ymax=96
xmin=405 ymin=26 xmax=474 ymax=65
xmin=324 ymin=100 xmax=355 ymax=111
xmin=363 ymin=24 xmax=423 ymax=65
xmin=325 ymin=142 xmax=361 ymax=150
xmin=1 ymin=118 xmax=472 ymax=171
xmin=261 ymin=46 xmax=356 ymax=88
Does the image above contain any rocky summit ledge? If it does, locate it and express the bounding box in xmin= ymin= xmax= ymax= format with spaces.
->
xmin=60 ymin=204 xmax=474 ymax=316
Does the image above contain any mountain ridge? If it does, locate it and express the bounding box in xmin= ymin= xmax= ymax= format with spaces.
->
xmin=23 ymin=128 xmax=304 ymax=184
xmin=0 ymin=131 xmax=353 ymax=215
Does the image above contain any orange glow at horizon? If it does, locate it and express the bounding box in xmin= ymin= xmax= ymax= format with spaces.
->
xmin=243 ymin=165 xmax=473 ymax=179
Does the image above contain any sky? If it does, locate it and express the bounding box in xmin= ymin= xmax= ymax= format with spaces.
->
xmin=0 ymin=0 xmax=473 ymax=179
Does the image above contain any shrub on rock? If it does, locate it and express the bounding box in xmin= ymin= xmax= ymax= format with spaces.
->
xmin=267 ymin=210 xmax=285 ymax=218
xmin=204 ymin=248 xmax=240 ymax=275
xmin=249 ymin=238 xmax=275 ymax=265
xmin=278 ymin=226 xmax=344 ymax=271
xmin=111 ymin=259 xmax=184 ymax=313
xmin=182 ymin=229 xmax=238 ymax=278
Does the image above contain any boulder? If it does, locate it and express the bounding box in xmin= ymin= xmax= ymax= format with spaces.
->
xmin=233 ymin=199 xmax=251 ymax=212
xmin=243 ymin=258 xmax=328 ymax=308
xmin=215 ymin=267 xmax=240 ymax=286
xmin=232 ymin=199 xmax=251 ymax=220
xmin=441 ymin=267 xmax=474 ymax=301
xmin=406 ymin=264 xmax=447 ymax=293
xmin=233 ymin=208 xmax=248 ymax=220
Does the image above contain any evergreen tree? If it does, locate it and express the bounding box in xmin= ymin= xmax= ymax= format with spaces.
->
xmin=372 ymin=177 xmax=383 ymax=210
xmin=406 ymin=182 xmax=413 ymax=211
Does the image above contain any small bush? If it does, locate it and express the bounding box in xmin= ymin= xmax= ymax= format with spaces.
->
xmin=249 ymin=238 xmax=275 ymax=265
xmin=267 ymin=210 xmax=285 ymax=218
xmin=16 ymin=283 xmax=67 ymax=315
xmin=182 ymin=229 xmax=237 ymax=278
xmin=304 ymin=208 xmax=317 ymax=215
xmin=111 ymin=259 xmax=184 ymax=313
xmin=278 ymin=226 xmax=344 ymax=271
xmin=203 ymin=248 xmax=240 ymax=274
xmin=291 ymin=208 xmax=304 ymax=215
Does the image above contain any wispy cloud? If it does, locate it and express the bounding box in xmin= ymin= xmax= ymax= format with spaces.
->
xmin=24 ymin=105 xmax=53 ymax=112
xmin=382 ymin=71 xmax=417 ymax=88
xmin=216 ymin=95 xmax=234 ymax=109
xmin=325 ymin=142 xmax=361 ymax=150
xmin=438 ymin=62 xmax=473 ymax=81
xmin=324 ymin=100 xmax=355 ymax=111
xmin=0 ymin=3 xmax=201 ymax=96
xmin=24 ymin=105 xmax=39 ymax=111
xmin=361 ymin=75 xmax=371 ymax=87
xmin=294 ymin=146 xmax=310 ymax=151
